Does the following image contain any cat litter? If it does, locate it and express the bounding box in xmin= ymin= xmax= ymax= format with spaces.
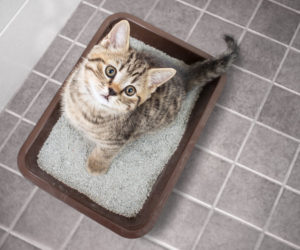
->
xmin=37 ymin=37 xmax=201 ymax=217
xmin=18 ymin=13 xmax=225 ymax=238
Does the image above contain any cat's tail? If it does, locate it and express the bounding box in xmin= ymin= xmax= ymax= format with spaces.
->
xmin=186 ymin=35 xmax=239 ymax=90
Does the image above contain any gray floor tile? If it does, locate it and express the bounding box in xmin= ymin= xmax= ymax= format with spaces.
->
xmin=239 ymin=124 xmax=298 ymax=181
xmin=24 ymin=81 xmax=60 ymax=123
xmin=176 ymin=148 xmax=231 ymax=204
xmin=2 ymin=235 xmax=39 ymax=250
xmin=259 ymin=235 xmax=297 ymax=250
xmin=268 ymin=189 xmax=300 ymax=245
xmin=196 ymin=212 xmax=260 ymax=250
xmin=60 ymin=3 xmax=95 ymax=40
xmin=78 ymin=10 xmax=109 ymax=45
xmin=14 ymin=189 xmax=80 ymax=249
xmin=146 ymin=0 xmax=200 ymax=40
xmin=237 ymin=32 xmax=286 ymax=79
xmin=250 ymin=0 xmax=300 ymax=44
xmin=6 ymin=73 xmax=46 ymax=115
xmin=217 ymin=167 xmax=280 ymax=227
xmin=188 ymin=13 xmax=243 ymax=56
xmin=288 ymin=154 xmax=300 ymax=190
xmin=0 ymin=111 xmax=18 ymax=144
xmin=197 ymin=106 xmax=251 ymax=160
xmin=276 ymin=50 xmax=300 ymax=93
xmin=207 ymin=0 xmax=259 ymax=26
xmin=292 ymin=29 xmax=300 ymax=49
xmin=34 ymin=36 xmax=71 ymax=76
xmin=52 ymin=45 xmax=85 ymax=82
xmin=131 ymin=238 xmax=165 ymax=250
xmin=259 ymin=86 xmax=300 ymax=138
xmin=0 ymin=121 xmax=33 ymax=170
xmin=103 ymin=0 xmax=157 ymax=19
xmin=218 ymin=67 xmax=270 ymax=118
xmin=84 ymin=0 xmax=103 ymax=6
xmin=274 ymin=0 xmax=300 ymax=11
xmin=0 ymin=228 xmax=6 ymax=243
xmin=0 ymin=167 xmax=34 ymax=227
xmin=148 ymin=193 xmax=208 ymax=250
xmin=182 ymin=0 xmax=208 ymax=8
xmin=66 ymin=216 xmax=132 ymax=250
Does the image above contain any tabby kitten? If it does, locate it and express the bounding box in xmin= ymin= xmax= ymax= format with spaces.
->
xmin=62 ymin=20 xmax=238 ymax=175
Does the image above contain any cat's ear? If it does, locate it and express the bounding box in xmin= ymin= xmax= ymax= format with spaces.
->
xmin=100 ymin=20 xmax=130 ymax=52
xmin=148 ymin=68 xmax=176 ymax=93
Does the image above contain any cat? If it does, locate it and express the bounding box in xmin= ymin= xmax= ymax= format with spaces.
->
xmin=62 ymin=20 xmax=238 ymax=175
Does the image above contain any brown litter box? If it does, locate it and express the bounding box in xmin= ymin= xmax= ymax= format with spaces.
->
xmin=18 ymin=13 xmax=226 ymax=238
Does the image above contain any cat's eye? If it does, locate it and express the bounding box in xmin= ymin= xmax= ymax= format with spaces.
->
xmin=105 ymin=65 xmax=116 ymax=78
xmin=124 ymin=85 xmax=136 ymax=96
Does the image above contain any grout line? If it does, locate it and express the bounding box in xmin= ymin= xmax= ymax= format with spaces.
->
xmin=195 ymin=144 xmax=234 ymax=163
xmin=0 ymin=5 xmax=113 ymax=245
xmin=72 ymin=1 xmax=114 ymax=15
xmin=5 ymin=109 xmax=36 ymax=126
xmin=31 ymin=70 xmax=49 ymax=79
xmin=247 ymin=28 xmax=290 ymax=47
xmin=32 ymin=70 xmax=63 ymax=86
xmin=8 ymin=231 xmax=51 ymax=250
xmin=183 ymin=0 xmax=212 ymax=41
xmin=144 ymin=235 xmax=179 ymax=250
xmin=265 ymin=232 xmax=300 ymax=250
xmin=215 ymin=104 xmax=300 ymax=143
xmin=290 ymin=46 xmax=300 ymax=53
xmin=235 ymin=163 xmax=282 ymax=186
xmin=268 ymin=0 xmax=300 ymax=14
xmin=270 ymin=21 xmax=300 ymax=86
xmin=0 ymin=0 xmax=29 ymax=38
xmin=0 ymin=118 xmax=22 ymax=152
xmin=191 ymin=1 xmax=290 ymax=245
xmin=144 ymin=0 xmax=160 ymax=21
xmin=256 ymin=121 xmax=300 ymax=143
xmin=0 ymin=187 xmax=38 ymax=249
xmin=237 ymin=0 xmax=263 ymax=44
xmin=48 ymin=78 xmax=63 ymax=86
xmin=195 ymin=144 xmax=300 ymax=191
xmin=173 ymin=189 xmax=212 ymax=209
xmin=232 ymin=64 xmax=272 ymax=82
xmin=273 ymin=81 xmax=300 ymax=97
xmin=173 ymin=176 xmax=300 ymax=250
xmin=233 ymin=64 xmax=300 ymax=97
xmin=58 ymin=34 xmax=87 ymax=48
xmin=179 ymin=0 xmax=300 ymax=52
xmin=0 ymin=163 xmax=22 ymax=177
xmin=174 ymin=184 xmax=300 ymax=249
xmin=60 ymin=214 xmax=84 ymax=250
xmin=1 ymin=2 xmax=299 ymax=249
xmin=252 ymin=22 xmax=300 ymax=250
xmin=99 ymin=7 xmax=113 ymax=15
xmin=254 ymin=143 xmax=300 ymax=250
xmin=0 ymin=0 xmax=104 ymax=161
xmin=214 ymin=208 xmax=262 ymax=231
xmin=285 ymin=185 xmax=300 ymax=196
xmin=215 ymin=103 xmax=253 ymax=121
xmin=82 ymin=0 xmax=98 ymax=9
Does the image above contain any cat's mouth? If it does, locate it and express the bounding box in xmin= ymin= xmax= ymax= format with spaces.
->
xmin=102 ymin=94 xmax=110 ymax=101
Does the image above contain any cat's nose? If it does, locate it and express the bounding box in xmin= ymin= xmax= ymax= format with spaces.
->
xmin=108 ymin=87 xmax=117 ymax=96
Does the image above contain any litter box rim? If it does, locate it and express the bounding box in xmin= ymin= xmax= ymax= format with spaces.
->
xmin=18 ymin=12 xmax=226 ymax=238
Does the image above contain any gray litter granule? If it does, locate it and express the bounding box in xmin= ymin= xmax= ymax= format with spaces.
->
xmin=37 ymin=38 xmax=202 ymax=217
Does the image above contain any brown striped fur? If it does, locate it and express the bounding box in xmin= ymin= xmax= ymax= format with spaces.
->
xmin=62 ymin=20 xmax=238 ymax=174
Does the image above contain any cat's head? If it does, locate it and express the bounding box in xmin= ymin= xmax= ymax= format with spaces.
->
xmin=81 ymin=20 xmax=176 ymax=113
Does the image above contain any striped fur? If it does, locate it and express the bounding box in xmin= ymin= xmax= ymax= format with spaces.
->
xmin=61 ymin=20 xmax=238 ymax=174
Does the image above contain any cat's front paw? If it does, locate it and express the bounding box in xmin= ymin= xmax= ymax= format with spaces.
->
xmin=86 ymin=155 xmax=109 ymax=175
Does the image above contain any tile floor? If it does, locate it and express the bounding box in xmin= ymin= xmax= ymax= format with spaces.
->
xmin=0 ymin=0 xmax=299 ymax=249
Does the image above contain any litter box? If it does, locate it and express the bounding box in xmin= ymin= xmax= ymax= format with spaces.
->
xmin=18 ymin=13 xmax=226 ymax=238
